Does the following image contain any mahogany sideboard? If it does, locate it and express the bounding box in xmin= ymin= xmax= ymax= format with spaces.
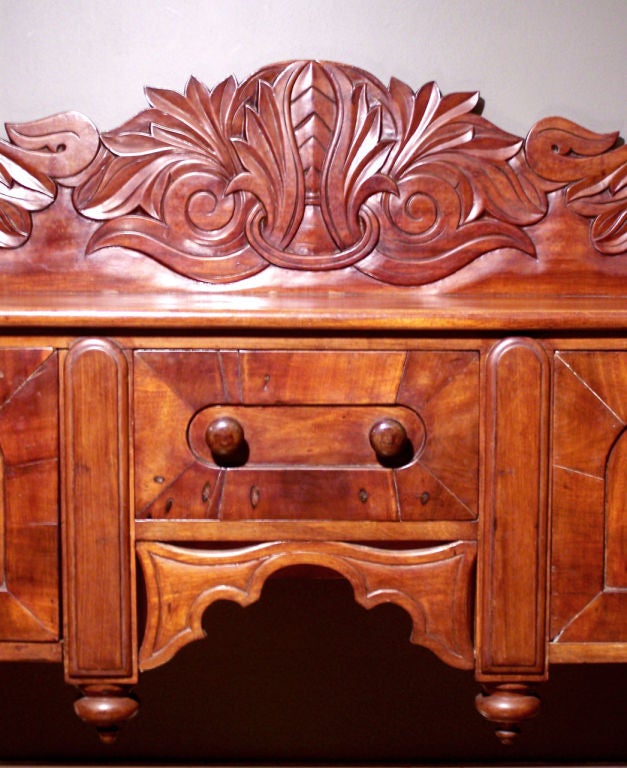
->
xmin=0 ymin=60 xmax=625 ymax=746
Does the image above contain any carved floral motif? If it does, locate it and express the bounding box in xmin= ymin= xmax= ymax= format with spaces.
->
xmin=1 ymin=61 xmax=625 ymax=282
xmin=71 ymin=61 xmax=549 ymax=283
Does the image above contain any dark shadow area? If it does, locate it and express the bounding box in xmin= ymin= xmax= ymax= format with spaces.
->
xmin=0 ymin=576 xmax=625 ymax=763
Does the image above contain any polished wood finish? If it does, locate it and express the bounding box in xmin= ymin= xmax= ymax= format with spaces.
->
xmin=134 ymin=347 xmax=478 ymax=523
xmin=478 ymin=338 xmax=550 ymax=679
xmin=62 ymin=339 xmax=137 ymax=740
xmin=0 ymin=349 xmax=58 ymax=644
xmin=137 ymin=539 xmax=476 ymax=672
xmin=551 ymin=351 xmax=627 ymax=648
xmin=475 ymin=683 xmax=541 ymax=745
xmin=0 ymin=61 xmax=625 ymax=748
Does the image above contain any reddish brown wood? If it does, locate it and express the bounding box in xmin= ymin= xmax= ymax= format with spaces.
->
xmin=0 ymin=349 xmax=58 ymax=642
xmin=137 ymin=539 xmax=476 ymax=672
xmin=74 ymin=684 xmax=138 ymax=743
xmin=205 ymin=415 xmax=247 ymax=465
xmin=369 ymin=417 xmax=411 ymax=463
xmin=134 ymin=518 xmax=477 ymax=542
xmin=551 ymin=351 xmax=627 ymax=646
xmin=0 ymin=112 xmax=99 ymax=248
xmin=62 ymin=339 xmax=136 ymax=682
xmin=134 ymin=348 xmax=478 ymax=522
xmin=0 ymin=61 xmax=625 ymax=298
xmin=475 ymin=684 xmax=541 ymax=744
xmin=477 ymin=338 xmax=550 ymax=678
xmin=606 ymin=431 xmax=626 ymax=589
xmin=0 ymin=62 xmax=625 ymax=745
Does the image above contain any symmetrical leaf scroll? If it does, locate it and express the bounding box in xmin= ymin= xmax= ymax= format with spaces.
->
xmin=2 ymin=61 xmax=625 ymax=283
xmin=71 ymin=62 xmax=547 ymax=282
xmin=137 ymin=539 xmax=476 ymax=672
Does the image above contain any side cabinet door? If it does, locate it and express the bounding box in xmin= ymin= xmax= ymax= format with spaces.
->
xmin=551 ymin=350 xmax=627 ymax=649
xmin=0 ymin=348 xmax=59 ymax=642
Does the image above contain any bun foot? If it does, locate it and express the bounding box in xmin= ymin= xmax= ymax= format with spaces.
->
xmin=74 ymin=685 xmax=139 ymax=742
xmin=475 ymin=683 xmax=540 ymax=744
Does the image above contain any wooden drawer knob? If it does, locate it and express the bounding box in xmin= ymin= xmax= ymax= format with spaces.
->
xmin=369 ymin=418 xmax=411 ymax=465
xmin=205 ymin=416 xmax=247 ymax=466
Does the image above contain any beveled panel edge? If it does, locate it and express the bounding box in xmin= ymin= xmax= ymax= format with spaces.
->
xmin=550 ymin=642 xmax=627 ymax=664
xmin=0 ymin=641 xmax=62 ymax=662
xmin=477 ymin=337 xmax=550 ymax=679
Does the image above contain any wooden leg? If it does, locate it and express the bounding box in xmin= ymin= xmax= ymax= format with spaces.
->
xmin=74 ymin=685 xmax=139 ymax=743
xmin=63 ymin=340 xmax=138 ymax=739
xmin=475 ymin=340 xmax=549 ymax=744
xmin=475 ymin=683 xmax=541 ymax=744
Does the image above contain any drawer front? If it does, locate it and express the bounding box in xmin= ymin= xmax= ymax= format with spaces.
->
xmin=0 ymin=348 xmax=59 ymax=642
xmin=134 ymin=349 xmax=479 ymax=522
xmin=551 ymin=350 xmax=627 ymax=644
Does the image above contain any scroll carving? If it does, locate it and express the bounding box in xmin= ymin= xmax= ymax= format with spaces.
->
xmin=137 ymin=539 xmax=476 ymax=672
xmin=2 ymin=61 xmax=625 ymax=282
xmin=69 ymin=62 xmax=546 ymax=283
xmin=0 ymin=113 xmax=99 ymax=247
xmin=526 ymin=118 xmax=627 ymax=255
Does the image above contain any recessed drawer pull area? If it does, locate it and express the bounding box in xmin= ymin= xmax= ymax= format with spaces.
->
xmin=185 ymin=404 xmax=425 ymax=521
xmin=190 ymin=404 xmax=424 ymax=468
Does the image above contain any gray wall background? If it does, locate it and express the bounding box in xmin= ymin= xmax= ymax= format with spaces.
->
xmin=0 ymin=1 xmax=626 ymax=763
xmin=1 ymin=0 xmax=625 ymax=138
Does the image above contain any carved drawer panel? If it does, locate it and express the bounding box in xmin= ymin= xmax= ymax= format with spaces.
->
xmin=0 ymin=349 xmax=59 ymax=642
xmin=551 ymin=350 xmax=627 ymax=644
xmin=134 ymin=348 xmax=479 ymax=522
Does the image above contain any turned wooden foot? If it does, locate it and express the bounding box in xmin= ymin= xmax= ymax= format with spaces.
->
xmin=475 ymin=683 xmax=541 ymax=744
xmin=74 ymin=685 xmax=139 ymax=743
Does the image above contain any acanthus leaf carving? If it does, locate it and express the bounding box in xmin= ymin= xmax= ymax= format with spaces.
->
xmin=319 ymin=74 xmax=396 ymax=250
xmin=72 ymin=61 xmax=556 ymax=283
xmin=291 ymin=61 xmax=336 ymax=203
xmin=3 ymin=61 xmax=625 ymax=279
xmin=227 ymin=65 xmax=305 ymax=252
xmin=75 ymin=76 xmax=261 ymax=282
xmin=360 ymin=81 xmax=546 ymax=284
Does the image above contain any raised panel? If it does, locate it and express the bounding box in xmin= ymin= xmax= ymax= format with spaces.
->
xmin=0 ymin=349 xmax=58 ymax=643
xmin=605 ymin=431 xmax=626 ymax=589
xmin=551 ymin=351 xmax=627 ymax=646
xmin=134 ymin=348 xmax=479 ymax=523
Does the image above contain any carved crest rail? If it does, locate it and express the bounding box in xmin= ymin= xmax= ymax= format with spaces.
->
xmin=1 ymin=60 xmax=625 ymax=291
